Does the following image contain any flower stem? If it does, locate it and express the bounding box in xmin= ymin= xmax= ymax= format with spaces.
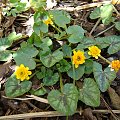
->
xmin=52 ymin=25 xmax=62 ymax=33
xmin=29 ymin=71 xmax=39 ymax=79
xmin=72 ymin=64 xmax=75 ymax=85
xmin=99 ymin=55 xmax=111 ymax=64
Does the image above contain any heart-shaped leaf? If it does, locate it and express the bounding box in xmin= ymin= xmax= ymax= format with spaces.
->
xmin=93 ymin=62 xmax=116 ymax=92
xmin=79 ymin=78 xmax=100 ymax=107
xmin=107 ymin=35 xmax=120 ymax=54
xmin=84 ymin=59 xmax=93 ymax=74
xmin=100 ymin=4 xmax=113 ymax=25
xmin=90 ymin=7 xmax=100 ymax=19
xmin=0 ymin=50 xmax=12 ymax=61
xmin=0 ymin=38 xmax=11 ymax=51
xmin=47 ymin=83 xmax=78 ymax=115
xmin=50 ymin=10 xmax=70 ymax=28
xmin=115 ymin=22 xmax=120 ymax=31
xmin=40 ymin=50 xmax=63 ymax=68
xmin=5 ymin=75 xmax=32 ymax=98
xmin=43 ymin=72 xmax=59 ymax=86
xmin=66 ymin=25 xmax=85 ymax=43
xmin=13 ymin=42 xmax=39 ymax=69
xmin=56 ymin=59 xmax=71 ymax=73
xmin=67 ymin=65 xmax=85 ymax=80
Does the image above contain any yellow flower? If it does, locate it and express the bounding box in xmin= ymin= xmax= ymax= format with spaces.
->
xmin=15 ymin=64 xmax=32 ymax=81
xmin=43 ymin=17 xmax=53 ymax=25
xmin=72 ymin=50 xmax=86 ymax=68
xmin=110 ymin=60 xmax=120 ymax=72
xmin=88 ymin=46 xmax=101 ymax=59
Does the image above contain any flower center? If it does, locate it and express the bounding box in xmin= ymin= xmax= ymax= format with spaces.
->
xmin=20 ymin=71 xmax=24 ymax=75
xmin=77 ymin=56 xmax=81 ymax=61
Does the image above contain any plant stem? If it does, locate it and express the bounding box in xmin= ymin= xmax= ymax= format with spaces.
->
xmin=72 ymin=64 xmax=75 ymax=86
xmin=30 ymin=71 xmax=39 ymax=79
xmin=99 ymin=55 xmax=111 ymax=64
xmin=52 ymin=25 xmax=62 ymax=33
xmin=34 ymin=58 xmax=41 ymax=62
xmin=59 ymin=72 xmax=63 ymax=93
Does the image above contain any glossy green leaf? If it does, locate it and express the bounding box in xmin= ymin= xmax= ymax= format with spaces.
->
xmin=67 ymin=25 xmax=85 ymax=43
xmin=0 ymin=38 xmax=11 ymax=51
xmin=56 ymin=59 xmax=71 ymax=72
xmin=47 ymin=83 xmax=78 ymax=115
xmin=62 ymin=44 xmax=72 ymax=57
xmin=93 ymin=62 xmax=116 ymax=92
xmin=0 ymin=50 xmax=12 ymax=61
xmin=33 ymin=22 xmax=48 ymax=34
xmin=43 ymin=73 xmax=59 ymax=86
xmin=7 ymin=32 xmax=22 ymax=42
xmin=81 ymin=37 xmax=95 ymax=48
xmin=100 ymin=4 xmax=113 ymax=25
xmin=115 ymin=22 xmax=120 ymax=31
xmin=36 ymin=66 xmax=46 ymax=79
xmin=67 ymin=65 xmax=85 ymax=80
xmin=5 ymin=75 xmax=32 ymax=98
xmin=90 ymin=7 xmax=100 ymax=19
xmin=40 ymin=50 xmax=63 ymax=67
xmin=30 ymin=87 xmax=47 ymax=96
xmin=84 ymin=59 xmax=93 ymax=74
xmin=50 ymin=10 xmax=70 ymax=28
xmin=13 ymin=42 xmax=39 ymax=69
xmin=79 ymin=78 xmax=100 ymax=107
xmin=107 ymin=35 xmax=120 ymax=54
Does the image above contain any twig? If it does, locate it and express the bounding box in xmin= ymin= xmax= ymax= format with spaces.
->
xmin=101 ymin=95 xmax=119 ymax=120
xmin=93 ymin=110 xmax=120 ymax=114
xmin=26 ymin=95 xmax=48 ymax=104
xmin=2 ymin=96 xmax=33 ymax=101
xmin=90 ymin=18 xmax=101 ymax=35
xmin=54 ymin=1 xmax=111 ymax=11
xmin=94 ymin=24 xmax=115 ymax=37
xmin=0 ymin=111 xmax=65 ymax=120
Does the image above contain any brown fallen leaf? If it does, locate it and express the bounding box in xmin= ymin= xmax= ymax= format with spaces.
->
xmin=0 ymin=61 xmax=12 ymax=79
xmin=83 ymin=108 xmax=97 ymax=120
xmin=3 ymin=16 xmax=16 ymax=30
xmin=108 ymin=87 xmax=120 ymax=109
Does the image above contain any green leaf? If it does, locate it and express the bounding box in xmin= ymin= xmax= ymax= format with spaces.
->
xmin=79 ymin=78 xmax=100 ymax=107
xmin=13 ymin=42 xmax=39 ymax=69
xmin=115 ymin=22 xmax=120 ymax=31
xmin=50 ymin=10 xmax=70 ymax=28
xmin=90 ymin=7 xmax=101 ymax=19
xmin=107 ymin=36 xmax=120 ymax=54
xmin=81 ymin=37 xmax=95 ymax=48
xmin=56 ymin=59 xmax=71 ymax=72
xmin=7 ymin=32 xmax=22 ymax=42
xmin=93 ymin=62 xmax=116 ymax=92
xmin=67 ymin=65 xmax=85 ymax=80
xmin=5 ymin=75 xmax=32 ymax=98
xmin=30 ymin=87 xmax=47 ymax=96
xmin=0 ymin=38 xmax=11 ymax=51
xmin=84 ymin=59 xmax=93 ymax=74
xmin=62 ymin=44 xmax=72 ymax=57
xmin=43 ymin=73 xmax=59 ymax=86
xmin=36 ymin=66 xmax=46 ymax=79
xmin=33 ymin=22 xmax=48 ymax=34
xmin=95 ymin=37 xmax=110 ymax=49
xmin=47 ymin=83 xmax=78 ymax=115
xmin=0 ymin=50 xmax=12 ymax=61
xmin=40 ymin=50 xmax=63 ymax=68
xmin=100 ymin=4 xmax=113 ymax=25
xmin=67 ymin=25 xmax=85 ymax=43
